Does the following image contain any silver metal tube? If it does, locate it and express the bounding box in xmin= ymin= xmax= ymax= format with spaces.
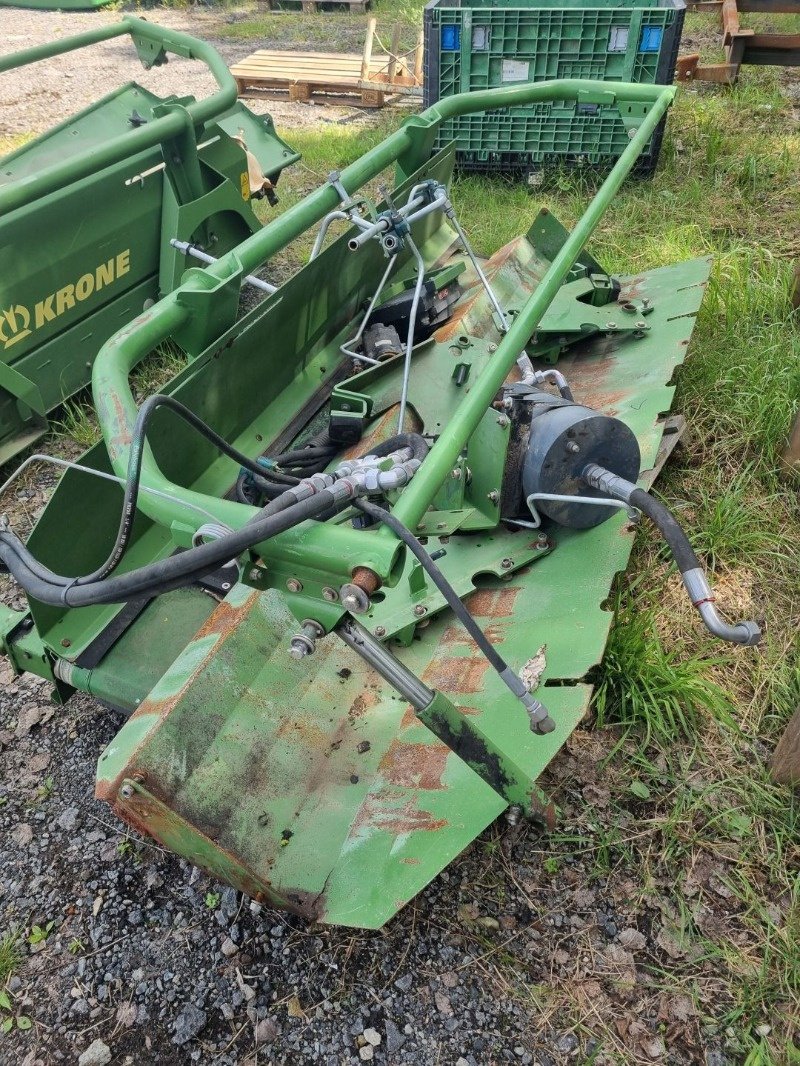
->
xmin=337 ymin=617 xmax=434 ymax=710
xmin=348 ymin=217 xmax=390 ymax=250
xmin=524 ymin=366 xmax=572 ymax=396
xmin=447 ymin=210 xmax=510 ymax=330
xmin=340 ymin=254 xmax=398 ymax=364
xmin=0 ymin=453 xmax=222 ymax=526
xmin=310 ymin=210 xmax=372 ymax=260
xmin=397 ymin=234 xmax=426 ymax=432
xmin=526 ymin=492 xmax=635 ymax=528
xmin=170 ymin=239 xmax=278 ymax=294
xmin=682 ymin=568 xmax=761 ymax=646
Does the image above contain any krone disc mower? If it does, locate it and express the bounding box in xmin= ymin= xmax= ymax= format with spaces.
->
xmin=0 ymin=18 xmax=298 ymax=465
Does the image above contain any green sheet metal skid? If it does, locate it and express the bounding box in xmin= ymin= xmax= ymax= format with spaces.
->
xmin=0 ymin=17 xmax=298 ymax=466
xmin=0 ymin=80 xmax=760 ymax=928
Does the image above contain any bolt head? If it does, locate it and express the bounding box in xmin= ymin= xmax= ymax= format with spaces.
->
xmin=119 ymin=783 xmax=135 ymax=801
xmin=501 ymin=558 xmax=513 ymax=569
xmin=487 ymin=490 xmax=500 ymax=504
xmin=286 ymin=578 xmax=303 ymax=593
xmin=566 ymin=441 xmax=580 ymax=454
xmin=322 ymin=587 xmax=339 ymax=602
xmin=413 ymin=605 xmax=427 ymax=617
xmin=374 ymin=626 xmax=386 ymax=637
xmin=248 ymin=568 xmax=262 ymax=581
xmin=488 ymin=343 xmax=498 ymax=353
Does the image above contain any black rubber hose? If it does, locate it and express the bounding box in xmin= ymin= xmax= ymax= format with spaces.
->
xmin=0 ymin=489 xmax=338 ymax=608
xmin=368 ymin=433 xmax=429 ymax=463
xmin=353 ymin=498 xmax=508 ymax=676
xmin=75 ymin=393 xmax=307 ymax=586
xmin=627 ymin=487 xmax=699 ymax=575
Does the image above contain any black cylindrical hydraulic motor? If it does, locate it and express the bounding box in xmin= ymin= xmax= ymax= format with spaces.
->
xmin=521 ymin=392 xmax=641 ymax=528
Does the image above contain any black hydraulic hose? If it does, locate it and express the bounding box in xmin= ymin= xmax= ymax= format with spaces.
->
xmin=76 ymin=393 xmax=306 ymax=586
xmin=627 ymin=487 xmax=699 ymax=574
xmin=369 ymin=433 xmax=429 ymax=462
xmin=353 ymin=498 xmax=555 ymax=734
xmin=581 ymin=464 xmax=761 ymax=646
xmin=0 ymin=490 xmax=338 ymax=608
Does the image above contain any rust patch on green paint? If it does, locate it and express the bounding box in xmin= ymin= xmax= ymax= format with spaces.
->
xmin=354 ymin=793 xmax=448 ymax=835
xmin=113 ymin=786 xmax=326 ymax=921
xmin=464 ymin=586 xmax=521 ymax=618
xmin=440 ymin=622 xmax=504 ymax=646
xmin=422 ymin=655 xmax=489 ymax=694
xmin=380 ymin=739 xmax=450 ymax=791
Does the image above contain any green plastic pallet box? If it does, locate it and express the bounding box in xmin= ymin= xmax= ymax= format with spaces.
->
xmin=423 ymin=0 xmax=685 ymax=175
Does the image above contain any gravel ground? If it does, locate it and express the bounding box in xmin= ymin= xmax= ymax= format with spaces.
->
xmin=0 ymin=7 xmax=782 ymax=1066
xmin=0 ymin=5 xmax=394 ymax=136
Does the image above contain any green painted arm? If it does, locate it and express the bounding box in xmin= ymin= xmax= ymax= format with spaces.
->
xmin=90 ymin=80 xmax=676 ymax=578
xmin=0 ymin=16 xmax=239 ymax=216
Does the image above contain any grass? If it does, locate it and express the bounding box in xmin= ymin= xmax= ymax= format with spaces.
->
xmin=0 ymin=931 xmax=22 ymax=986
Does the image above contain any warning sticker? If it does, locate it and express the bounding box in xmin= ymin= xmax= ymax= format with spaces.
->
xmin=501 ymin=59 xmax=530 ymax=82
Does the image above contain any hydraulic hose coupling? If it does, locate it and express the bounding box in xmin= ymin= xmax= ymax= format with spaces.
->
xmin=333 ymin=449 xmax=422 ymax=496
xmin=581 ymin=463 xmax=635 ymax=502
xmin=680 ymin=568 xmax=762 ymax=647
xmin=499 ymin=666 xmax=556 ymax=735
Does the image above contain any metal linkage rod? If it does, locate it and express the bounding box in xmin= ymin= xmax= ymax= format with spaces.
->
xmin=170 ymin=240 xmax=277 ymax=294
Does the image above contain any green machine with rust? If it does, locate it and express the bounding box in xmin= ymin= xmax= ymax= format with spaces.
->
xmin=0 ymin=79 xmax=760 ymax=928
xmin=0 ymin=17 xmax=298 ymax=465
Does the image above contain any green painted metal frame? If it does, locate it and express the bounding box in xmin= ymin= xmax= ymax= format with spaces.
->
xmin=91 ymin=80 xmax=675 ymax=584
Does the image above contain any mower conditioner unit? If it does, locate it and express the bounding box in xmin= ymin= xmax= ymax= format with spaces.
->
xmin=0 ymin=79 xmax=760 ymax=928
xmin=0 ymin=18 xmax=298 ymax=465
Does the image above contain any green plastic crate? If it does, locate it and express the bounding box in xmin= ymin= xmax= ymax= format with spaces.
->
xmin=424 ymin=0 xmax=685 ymax=175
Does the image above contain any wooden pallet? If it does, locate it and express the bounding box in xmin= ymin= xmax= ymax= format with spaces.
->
xmin=231 ymin=49 xmax=416 ymax=108
xmin=265 ymin=0 xmax=371 ymax=11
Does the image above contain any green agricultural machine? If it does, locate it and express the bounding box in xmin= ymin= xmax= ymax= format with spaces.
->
xmin=0 ymin=18 xmax=298 ymax=465
xmin=0 ymin=79 xmax=760 ymax=929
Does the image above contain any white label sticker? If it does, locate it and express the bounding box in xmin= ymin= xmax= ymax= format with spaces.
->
xmin=501 ymin=59 xmax=530 ymax=82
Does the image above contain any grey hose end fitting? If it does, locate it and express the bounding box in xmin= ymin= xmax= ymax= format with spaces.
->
xmin=697 ymin=602 xmax=762 ymax=646
xmin=523 ymin=694 xmax=556 ymax=735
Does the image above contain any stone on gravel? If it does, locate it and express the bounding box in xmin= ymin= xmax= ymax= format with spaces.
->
xmin=254 ymin=1018 xmax=278 ymax=1044
xmin=385 ymin=1019 xmax=406 ymax=1054
xmin=362 ymin=1027 xmax=381 ymax=1047
xmin=172 ymin=1005 xmax=207 ymax=1046
xmin=57 ymin=807 xmax=79 ymax=832
xmin=359 ymin=1047 xmax=374 ymax=1062
xmin=618 ymin=927 xmax=647 ymax=951
xmin=220 ymin=937 xmax=238 ymax=957
xmin=77 ymin=1039 xmax=112 ymax=1066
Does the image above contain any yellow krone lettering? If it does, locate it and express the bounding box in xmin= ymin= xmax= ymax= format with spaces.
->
xmin=29 ymin=249 xmax=132 ymax=334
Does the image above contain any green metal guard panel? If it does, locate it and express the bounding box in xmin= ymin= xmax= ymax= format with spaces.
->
xmin=424 ymin=0 xmax=685 ymax=173
xmin=94 ymin=236 xmax=710 ymax=928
